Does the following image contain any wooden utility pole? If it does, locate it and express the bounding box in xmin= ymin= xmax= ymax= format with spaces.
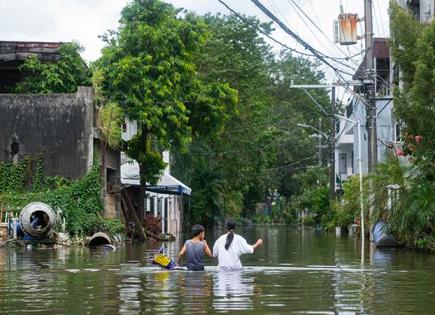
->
xmin=329 ymin=86 xmax=336 ymax=200
xmin=364 ymin=0 xmax=377 ymax=173
xmin=364 ymin=0 xmax=376 ymax=242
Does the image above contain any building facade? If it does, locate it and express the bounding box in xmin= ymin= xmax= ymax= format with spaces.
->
xmin=120 ymin=120 xmax=191 ymax=236
xmin=335 ymin=38 xmax=395 ymax=188
xmin=0 ymin=41 xmax=121 ymax=219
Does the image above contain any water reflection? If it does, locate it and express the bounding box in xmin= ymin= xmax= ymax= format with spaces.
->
xmin=119 ymin=276 xmax=142 ymax=314
xmin=213 ymin=271 xmax=254 ymax=311
xmin=0 ymin=227 xmax=434 ymax=314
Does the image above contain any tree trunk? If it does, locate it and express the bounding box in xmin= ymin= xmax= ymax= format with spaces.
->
xmin=137 ymin=130 xmax=148 ymax=229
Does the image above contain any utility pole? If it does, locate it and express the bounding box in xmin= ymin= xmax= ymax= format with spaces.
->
xmin=318 ymin=118 xmax=322 ymax=166
xmin=364 ymin=0 xmax=377 ymax=173
xmin=291 ymin=83 xmax=337 ymax=201
xmin=364 ymin=0 xmax=376 ymax=242
xmin=329 ymin=87 xmax=336 ymax=201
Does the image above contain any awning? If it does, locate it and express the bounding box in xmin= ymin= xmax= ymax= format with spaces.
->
xmin=121 ymin=159 xmax=191 ymax=195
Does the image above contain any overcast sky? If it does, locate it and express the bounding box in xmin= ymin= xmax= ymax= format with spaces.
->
xmin=0 ymin=0 xmax=390 ymax=89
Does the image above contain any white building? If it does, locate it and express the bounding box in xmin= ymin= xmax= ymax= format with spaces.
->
xmin=396 ymin=0 xmax=434 ymax=23
xmin=335 ymin=38 xmax=397 ymax=189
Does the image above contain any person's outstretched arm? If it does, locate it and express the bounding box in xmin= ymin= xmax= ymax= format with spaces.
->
xmin=177 ymin=244 xmax=187 ymax=265
xmin=203 ymin=240 xmax=212 ymax=257
xmin=252 ymin=238 xmax=263 ymax=251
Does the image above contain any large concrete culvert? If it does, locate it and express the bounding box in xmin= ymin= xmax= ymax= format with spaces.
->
xmin=20 ymin=202 xmax=56 ymax=238
xmin=88 ymin=232 xmax=112 ymax=247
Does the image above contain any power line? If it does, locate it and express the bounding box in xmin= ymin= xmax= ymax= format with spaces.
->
xmin=217 ymin=0 xmax=363 ymax=64
xmin=249 ymin=0 xmax=368 ymax=97
xmin=286 ymin=0 xmax=361 ymax=66
xmin=217 ymin=0 xmax=372 ymax=109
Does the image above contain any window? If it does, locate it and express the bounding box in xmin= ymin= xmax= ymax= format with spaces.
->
xmin=339 ymin=153 xmax=347 ymax=174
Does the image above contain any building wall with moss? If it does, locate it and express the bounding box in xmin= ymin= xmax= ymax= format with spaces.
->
xmin=0 ymin=87 xmax=94 ymax=179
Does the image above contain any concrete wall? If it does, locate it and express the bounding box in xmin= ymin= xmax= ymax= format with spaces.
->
xmin=0 ymin=87 xmax=94 ymax=179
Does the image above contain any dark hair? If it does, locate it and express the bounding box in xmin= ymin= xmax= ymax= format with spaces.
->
xmin=192 ymin=224 xmax=205 ymax=237
xmin=225 ymin=220 xmax=236 ymax=250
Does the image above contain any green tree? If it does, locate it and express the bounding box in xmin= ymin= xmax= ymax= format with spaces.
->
xmin=14 ymin=42 xmax=91 ymax=93
xmin=390 ymin=2 xmax=435 ymax=179
xmin=173 ymin=14 xmax=329 ymax=225
xmin=97 ymin=0 xmax=236 ymax=222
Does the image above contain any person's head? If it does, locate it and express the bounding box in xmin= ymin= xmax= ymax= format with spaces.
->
xmin=225 ymin=219 xmax=236 ymax=250
xmin=192 ymin=224 xmax=205 ymax=240
xmin=226 ymin=219 xmax=236 ymax=232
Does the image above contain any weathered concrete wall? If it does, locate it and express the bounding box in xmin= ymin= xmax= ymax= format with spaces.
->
xmin=0 ymin=87 xmax=93 ymax=179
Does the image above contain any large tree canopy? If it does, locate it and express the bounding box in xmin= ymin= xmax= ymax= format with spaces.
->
xmin=173 ymin=13 xmax=330 ymax=225
xmin=97 ymin=0 xmax=236 ymax=220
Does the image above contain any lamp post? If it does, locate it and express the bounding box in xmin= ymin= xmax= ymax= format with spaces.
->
xmin=335 ymin=114 xmax=364 ymax=263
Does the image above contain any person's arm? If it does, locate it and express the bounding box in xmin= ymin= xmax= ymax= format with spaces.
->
xmin=177 ymin=244 xmax=187 ymax=265
xmin=252 ymin=238 xmax=263 ymax=251
xmin=203 ymin=240 xmax=212 ymax=257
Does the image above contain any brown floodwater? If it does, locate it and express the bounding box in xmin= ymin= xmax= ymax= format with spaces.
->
xmin=0 ymin=225 xmax=434 ymax=314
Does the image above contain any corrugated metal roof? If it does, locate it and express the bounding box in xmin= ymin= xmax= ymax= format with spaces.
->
xmin=0 ymin=41 xmax=62 ymax=62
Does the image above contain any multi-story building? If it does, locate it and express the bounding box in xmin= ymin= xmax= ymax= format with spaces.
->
xmin=335 ymin=38 xmax=394 ymax=189
xmin=335 ymin=1 xmax=433 ymax=189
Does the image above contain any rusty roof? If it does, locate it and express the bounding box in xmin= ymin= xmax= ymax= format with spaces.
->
xmin=0 ymin=41 xmax=63 ymax=63
xmin=352 ymin=38 xmax=390 ymax=80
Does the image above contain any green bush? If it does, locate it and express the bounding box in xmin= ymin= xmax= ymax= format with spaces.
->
xmin=0 ymin=158 xmax=124 ymax=237
xmin=302 ymin=214 xmax=315 ymax=227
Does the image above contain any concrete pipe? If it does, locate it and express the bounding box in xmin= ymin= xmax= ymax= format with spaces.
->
xmin=20 ymin=202 xmax=56 ymax=238
xmin=88 ymin=232 xmax=112 ymax=247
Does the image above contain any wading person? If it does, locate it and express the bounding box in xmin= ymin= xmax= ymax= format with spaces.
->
xmin=177 ymin=224 xmax=212 ymax=271
xmin=213 ymin=219 xmax=263 ymax=271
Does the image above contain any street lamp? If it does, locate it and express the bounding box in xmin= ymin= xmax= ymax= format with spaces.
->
xmin=297 ymin=123 xmax=328 ymax=139
xmin=335 ymin=114 xmax=364 ymax=263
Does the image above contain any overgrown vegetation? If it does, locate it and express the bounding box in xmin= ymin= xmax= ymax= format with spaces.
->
xmin=328 ymin=3 xmax=434 ymax=251
xmin=14 ymin=42 xmax=91 ymax=93
xmin=0 ymin=158 xmax=124 ymax=237
xmin=390 ymin=2 xmax=434 ymax=181
xmin=172 ymin=13 xmax=330 ymax=226
xmin=96 ymin=0 xmax=237 ymax=221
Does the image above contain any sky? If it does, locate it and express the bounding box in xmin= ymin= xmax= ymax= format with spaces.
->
xmin=0 ymin=0 xmax=391 ymax=95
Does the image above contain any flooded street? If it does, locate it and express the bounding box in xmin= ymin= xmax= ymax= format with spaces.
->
xmin=1 ymin=225 xmax=434 ymax=314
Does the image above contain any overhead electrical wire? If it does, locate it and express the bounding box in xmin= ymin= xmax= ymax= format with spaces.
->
xmin=217 ymin=0 xmax=372 ymax=109
xmin=286 ymin=0 xmax=361 ymax=66
xmin=217 ymin=0 xmax=360 ymax=65
xmin=248 ymin=0 xmax=372 ymax=108
xmin=284 ymin=0 xmax=358 ymax=69
xmin=249 ymin=0 xmax=355 ymax=77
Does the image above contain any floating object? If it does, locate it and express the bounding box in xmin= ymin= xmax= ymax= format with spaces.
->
xmin=152 ymin=245 xmax=176 ymax=270
xmin=373 ymin=221 xmax=398 ymax=247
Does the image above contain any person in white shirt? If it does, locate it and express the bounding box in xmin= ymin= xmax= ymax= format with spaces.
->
xmin=212 ymin=220 xmax=263 ymax=271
